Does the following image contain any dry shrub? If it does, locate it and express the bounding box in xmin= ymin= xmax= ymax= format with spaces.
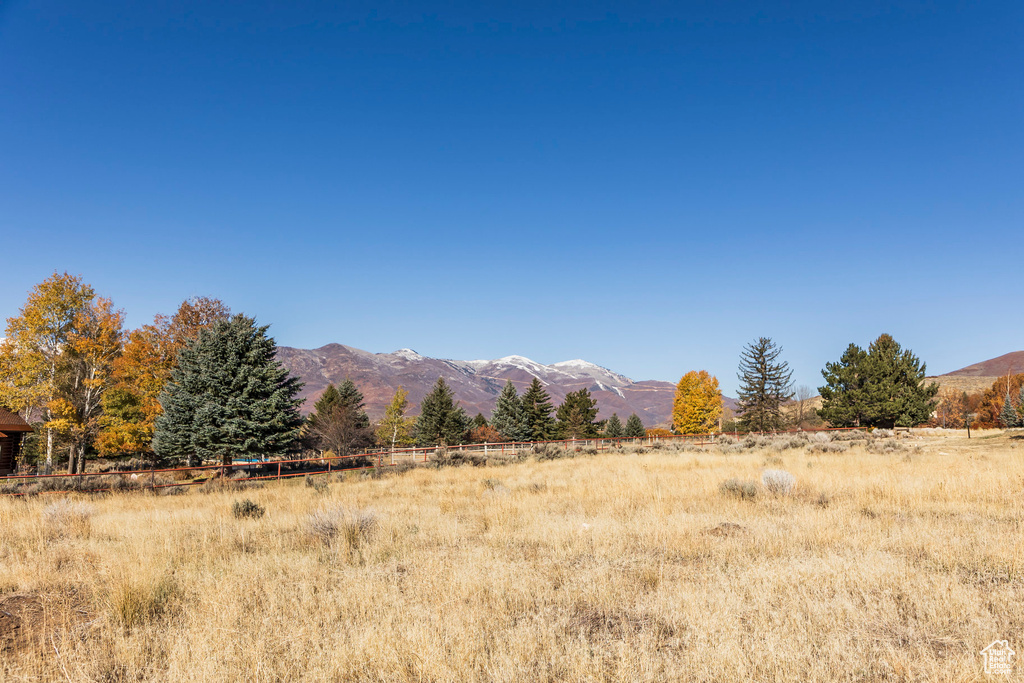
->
xmin=719 ymin=478 xmax=758 ymax=500
xmin=866 ymin=439 xmax=907 ymax=454
xmin=304 ymin=474 xmax=329 ymax=493
xmin=306 ymin=504 xmax=378 ymax=550
xmin=807 ymin=442 xmax=849 ymax=454
xmin=232 ymin=498 xmax=265 ymax=519
xmin=761 ymin=469 xmax=796 ymax=495
xmin=429 ymin=447 xmax=486 ymax=468
xmin=532 ymin=443 xmax=567 ymax=461
xmin=42 ymin=499 xmax=94 ymax=537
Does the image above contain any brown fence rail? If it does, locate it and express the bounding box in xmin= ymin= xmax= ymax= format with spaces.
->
xmin=0 ymin=426 xmax=869 ymax=496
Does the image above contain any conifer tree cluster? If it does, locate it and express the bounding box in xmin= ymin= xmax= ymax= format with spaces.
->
xmin=555 ymin=388 xmax=599 ymax=438
xmin=818 ymin=334 xmax=938 ymax=429
xmin=153 ymin=315 xmax=304 ymax=466
xmin=624 ymin=413 xmax=645 ymax=438
xmin=306 ymin=379 xmax=372 ymax=456
xmin=490 ymin=380 xmax=531 ymax=441
xmin=415 ymin=377 xmax=469 ymax=446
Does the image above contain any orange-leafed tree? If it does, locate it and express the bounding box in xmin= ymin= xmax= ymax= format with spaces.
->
xmin=46 ymin=297 xmax=126 ymax=473
xmin=973 ymin=375 xmax=1024 ymax=428
xmin=930 ymin=388 xmax=968 ymax=429
xmin=468 ymin=425 xmax=501 ymax=443
xmin=97 ymin=297 xmax=229 ymax=459
xmin=672 ymin=370 xmax=723 ymax=435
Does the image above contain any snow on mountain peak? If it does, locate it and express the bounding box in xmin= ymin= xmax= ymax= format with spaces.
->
xmin=391 ymin=348 xmax=423 ymax=361
xmin=552 ymin=359 xmax=599 ymax=369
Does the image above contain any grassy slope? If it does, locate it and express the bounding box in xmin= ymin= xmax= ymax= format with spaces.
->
xmin=2 ymin=432 xmax=1022 ymax=681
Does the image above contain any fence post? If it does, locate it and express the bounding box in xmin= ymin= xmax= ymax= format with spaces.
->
xmin=277 ymin=462 xmax=281 ymax=481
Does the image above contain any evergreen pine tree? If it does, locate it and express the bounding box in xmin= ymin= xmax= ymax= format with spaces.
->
xmin=490 ymin=380 xmax=530 ymax=441
xmin=306 ymin=380 xmax=372 ymax=456
xmin=556 ymin=388 xmax=599 ymax=438
xmin=470 ymin=413 xmax=488 ymax=430
xmin=520 ymin=377 xmax=556 ymax=441
xmin=817 ymin=344 xmax=871 ymax=427
xmin=624 ymin=413 xmax=645 ymax=438
xmin=153 ymin=314 xmax=303 ymax=466
xmin=415 ymin=377 xmax=469 ymax=446
xmin=736 ymin=337 xmax=793 ymax=432
xmin=819 ymin=334 xmax=937 ymax=428
xmin=307 ymin=384 xmax=341 ymax=434
xmin=336 ymin=379 xmax=371 ymax=430
xmin=999 ymin=393 xmax=1020 ymax=428
xmin=604 ymin=413 xmax=624 ymax=438
xmin=860 ymin=334 xmax=938 ymax=428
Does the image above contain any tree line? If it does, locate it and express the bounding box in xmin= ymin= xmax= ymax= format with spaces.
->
xmin=0 ymin=273 xmax=649 ymax=473
xmin=671 ymin=334 xmax=942 ymax=435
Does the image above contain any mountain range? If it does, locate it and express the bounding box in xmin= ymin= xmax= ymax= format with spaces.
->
xmin=276 ymin=344 xmax=739 ymax=427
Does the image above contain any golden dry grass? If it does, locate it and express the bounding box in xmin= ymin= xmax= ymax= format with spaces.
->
xmin=2 ymin=432 xmax=1023 ymax=681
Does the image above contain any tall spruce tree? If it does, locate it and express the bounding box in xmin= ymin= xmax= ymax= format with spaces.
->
xmin=999 ymin=392 xmax=1020 ymax=428
xmin=604 ymin=413 xmax=624 ymax=438
xmin=415 ymin=377 xmax=469 ymax=446
xmin=736 ymin=337 xmax=793 ymax=432
xmin=556 ymin=388 xmax=599 ymax=438
xmin=490 ymin=380 xmax=530 ymax=441
xmin=520 ymin=377 xmax=556 ymax=441
xmin=624 ymin=413 xmax=645 ymax=438
xmin=153 ymin=314 xmax=303 ymax=466
xmin=818 ymin=334 xmax=938 ymax=428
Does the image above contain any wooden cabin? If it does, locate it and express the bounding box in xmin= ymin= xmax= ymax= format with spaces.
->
xmin=0 ymin=407 xmax=32 ymax=475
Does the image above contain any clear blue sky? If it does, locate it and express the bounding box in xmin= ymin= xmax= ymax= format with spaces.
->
xmin=1 ymin=1 xmax=1021 ymax=395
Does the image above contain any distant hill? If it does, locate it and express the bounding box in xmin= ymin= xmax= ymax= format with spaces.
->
xmin=941 ymin=351 xmax=1024 ymax=378
xmin=921 ymin=351 xmax=1024 ymax=395
xmin=276 ymin=344 xmax=739 ymax=428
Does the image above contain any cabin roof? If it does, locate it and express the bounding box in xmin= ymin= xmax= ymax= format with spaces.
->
xmin=0 ymin=408 xmax=32 ymax=433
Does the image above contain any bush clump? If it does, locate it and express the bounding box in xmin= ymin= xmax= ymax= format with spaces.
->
xmin=761 ymin=469 xmax=796 ymax=495
xmin=43 ymin=499 xmax=94 ymax=537
xmin=304 ymin=474 xmax=329 ymax=493
xmin=232 ymin=499 xmax=265 ymax=519
xmin=307 ymin=504 xmax=378 ymax=550
xmin=866 ymin=439 xmax=906 ymax=454
xmin=719 ymin=478 xmax=759 ymax=500
xmin=807 ymin=442 xmax=849 ymax=454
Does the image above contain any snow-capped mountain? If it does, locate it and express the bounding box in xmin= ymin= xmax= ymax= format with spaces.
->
xmin=275 ymin=343 xmax=684 ymax=427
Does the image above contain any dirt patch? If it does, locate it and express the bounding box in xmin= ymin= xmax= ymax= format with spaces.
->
xmin=0 ymin=590 xmax=95 ymax=656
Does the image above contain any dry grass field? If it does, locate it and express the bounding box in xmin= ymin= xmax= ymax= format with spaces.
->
xmin=2 ymin=431 xmax=1022 ymax=682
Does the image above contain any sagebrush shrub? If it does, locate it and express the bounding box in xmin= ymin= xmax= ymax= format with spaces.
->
xmin=43 ymin=499 xmax=94 ymax=537
xmin=866 ymin=439 xmax=906 ymax=454
xmin=807 ymin=442 xmax=849 ymax=453
xmin=304 ymin=474 xmax=328 ymax=493
xmin=761 ymin=469 xmax=796 ymax=495
xmin=719 ymin=478 xmax=758 ymax=500
xmin=307 ymin=504 xmax=378 ymax=550
xmin=232 ymin=499 xmax=265 ymax=519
